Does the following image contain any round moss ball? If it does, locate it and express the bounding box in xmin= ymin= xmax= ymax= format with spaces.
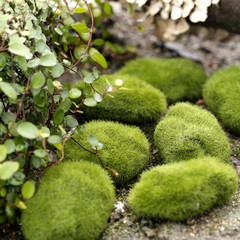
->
xmin=154 ymin=102 xmax=231 ymax=164
xmin=64 ymin=121 xmax=150 ymax=186
xmin=118 ymin=58 xmax=207 ymax=104
xmin=128 ymin=157 xmax=238 ymax=221
xmin=21 ymin=161 xmax=115 ymax=240
xmin=203 ymin=66 xmax=240 ymax=134
xmin=73 ymin=74 xmax=167 ymax=124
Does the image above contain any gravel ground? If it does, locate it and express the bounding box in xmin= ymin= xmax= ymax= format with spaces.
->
xmin=102 ymin=121 xmax=240 ymax=240
xmin=108 ymin=12 xmax=240 ymax=76
xmin=101 ymin=12 xmax=240 ymax=240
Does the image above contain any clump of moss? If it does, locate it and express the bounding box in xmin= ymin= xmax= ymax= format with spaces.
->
xmin=154 ymin=102 xmax=231 ymax=163
xmin=128 ymin=157 xmax=238 ymax=221
xmin=64 ymin=120 xmax=150 ymax=186
xmin=203 ymin=66 xmax=240 ymax=135
xmin=118 ymin=58 xmax=207 ymax=104
xmin=73 ymin=74 xmax=167 ymax=124
xmin=21 ymin=161 xmax=115 ymax=240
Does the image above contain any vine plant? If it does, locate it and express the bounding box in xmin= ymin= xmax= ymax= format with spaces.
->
xmin=0 ymin=0 xmax=119 ymax=224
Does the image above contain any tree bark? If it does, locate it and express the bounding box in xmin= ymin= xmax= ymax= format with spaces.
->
xmin=205 ymin=0 xmax=240 ymax=34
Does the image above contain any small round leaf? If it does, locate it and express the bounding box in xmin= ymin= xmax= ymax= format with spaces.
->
xmin=0 ymin=145 xmax=7 ymax=162
xmin=51 ymin=63 xmax=64 ymax=78
xmin=0 ymin=82 xmax=17 ymax=99
xmin=0 ymin=162 xmax=19 ymax=180
xmin=34 ymin=149 xmax=46 ymax=158
xmin=84 ymin=98 xmax=97 ymax=107
xmin=40 ymin=54 xmax=57 ymax=67
xmin=36 ymin=40 xmax=47 ymax=54
xmin=8 ymin=43 xmax=32 ymax=58
xmin=94 ymin=92 xmax=103 ymax=102
xmin=27 ymin=58 xmax=40 ymax=68
xmin=48 ymin=135 xmax=61 ymax=144
xmin=17 ymin=122 xmax=38 ymax=139
xmin=53 ymin=109 xmax=65 ymax=125
xmin=84 ymin=74 xmax=95 ymax=84
xmin=22 ymin=181 xmax=35 ymax=199
xmin=31 ymin=156 xmax=42 ymax=169
xmin=4 ymin=139 xmax=15 ymax=154
xmin=69 ymin=88 xmax=82 ymax=99
xmin=66 ymin=117 xmax=78 ymax=128
xmin=88 ymin=134 xmax=99 ymax=147
xmin=31 ymin=72 xmax=46 ymax=89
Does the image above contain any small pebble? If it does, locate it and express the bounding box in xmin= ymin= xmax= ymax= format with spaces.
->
xmin=142 ymin=227 xmax=156 ymax=238
xmin=141 ymin=219 xmax=148 ymax=225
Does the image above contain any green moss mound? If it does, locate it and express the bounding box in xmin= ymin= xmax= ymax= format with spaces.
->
xmin=64 ymin=121 xmax=150 ymax=185
xmin=128 ymin=157 xmax=238 ymax=221
xmin=154 ymin=102 xmax=231 ymax=164
xmin=118 ymin=58 xmax=207 ymax=104
xmin=21 ymin=161 xmax=115 ymax=240
xmin=73 ymin=74 xmax=167 ymax=124
xmin=203 ymin=66 xmax=240 ymax=134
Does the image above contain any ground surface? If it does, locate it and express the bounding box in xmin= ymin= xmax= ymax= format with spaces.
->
xmin=1 ymin=9 xmax=240 ymax=240
xmin=101 ymin=11 xmax=240 ymax=240
xmin=102 ymin=120 xmax=240 ymax=240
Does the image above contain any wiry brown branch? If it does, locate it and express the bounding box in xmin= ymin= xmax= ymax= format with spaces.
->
xmin=62 ymin=0 xmax=94 ymax=75
xmin=39 ymin=137 xmax=69 ymax=177
xmin=0 ymin=72 xmax=34 ymax=144
xmin=8 ymin=151 xmax=33 ymax=162
xmin=70 ymin=137 xmax=119 ymax=178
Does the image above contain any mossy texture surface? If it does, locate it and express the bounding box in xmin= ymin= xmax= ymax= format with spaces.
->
xmin=21 ymin=161 xmax=115 ymax=240
xmin=73 ymin=74 xmax=167 ymax=124
xmin=203 ymin=66 xmax=240 ymax=134
xmin=128 ymin=157 xmax=238 ymax=221
xmin=118 ymin=58 xmax=207 ymax=104
xmin=64 ymin=121 xmax=150 ymax=185
xmin=154 ymin=102 xmax=231 ymax=164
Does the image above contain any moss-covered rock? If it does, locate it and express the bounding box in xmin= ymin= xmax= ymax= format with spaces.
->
xmin=154 ymin=102 xmax=231 ymax=164
xmin=64 ymin=121 xmax=150 ymax=185
xmin=203 ymin=66 xmax=240 ymax=135
xmin=73 ymin=74 xmax=167 ymax=124
xmin=128 ymin=157 xmax=238 ymax=221
xmin=118 ymin=58 xmax=207 ymax=104
xmin=21 ymin=161 xmax=115 ymax=240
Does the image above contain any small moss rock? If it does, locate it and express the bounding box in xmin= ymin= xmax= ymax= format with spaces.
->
xmin=128 ymin=157 xmax=238 ymax=221
xmin=64 ymin=120 xmax=150 ymax=185
xmin=73 ymin=74 xmax=167 ymax=124
xmin=21 ymin=161 xmax=115 ymax=240
xmin=203 ymin=66 xmax=240 ymax=134
xmin=154 ymin=102 xmax=231 ymax=164
xmin=118 ymin=58 xmax=207 ymax=104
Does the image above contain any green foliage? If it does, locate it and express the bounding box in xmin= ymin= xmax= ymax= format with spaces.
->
xmin=21 ymin=161 xmax=115 ymax=240
xmin=73 ymin=74 xmax=167 ymax=124
xmin=154 ymin=102 xmax=231 ymax=164
xmin=203 ymin=66 xmax=240 ymax=135
xmin=128 ymin=157 xmax=238 ymax=221
xmin=118 ymin=58 xmax=207 ymax=104
xmin=0 ymin=0 xmax=109 ymax=223
xmin=87 ymin=0 xmax=135 ymax=56
xmin=64 ymin=121 xmax=150 ymax=185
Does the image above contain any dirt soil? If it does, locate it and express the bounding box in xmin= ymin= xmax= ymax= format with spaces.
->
xmin=100 ymin=12 xmax=240 ymax=240
xmin=102 ymin=120 xmax=240 ymax=240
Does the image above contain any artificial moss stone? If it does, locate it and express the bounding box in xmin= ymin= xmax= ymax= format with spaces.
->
xmin=154 ymin=102 xmax=231 ymax=164
xmin=203 ymin=66 xmax=240 ymax=135
xmin=21 ymin=161 xmax=115 ymax=240
xmin=73 ymin=74 xmax=167 ymax=124
xmin=128 ymin=157 xmax=238 ymax=221
xmin=118 ymin=58 xmax=207 ymax=104
xmin=64 ymin=120 xmax=150 ymax=185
